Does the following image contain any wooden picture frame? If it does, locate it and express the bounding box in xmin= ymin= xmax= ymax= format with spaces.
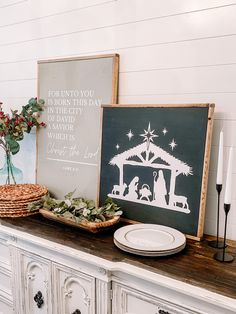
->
xmin=99 ymin=104 xmax=214 ymax=240
xmin=37 ymin=54 xmax=119 ymax=200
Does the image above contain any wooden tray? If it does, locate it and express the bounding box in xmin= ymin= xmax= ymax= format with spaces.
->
xmin=39 ymin=208 xmax=120 ymax=233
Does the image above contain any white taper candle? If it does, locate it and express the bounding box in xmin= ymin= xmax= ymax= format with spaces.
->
xmin=224 ymin=147 xmax=234 ymax=204
xmin=216 ymin=131 xmax=224 ymax=185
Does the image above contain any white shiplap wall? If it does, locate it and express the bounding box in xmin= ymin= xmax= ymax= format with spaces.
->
xmin=0 ymin=0 xmax=236 ymax=239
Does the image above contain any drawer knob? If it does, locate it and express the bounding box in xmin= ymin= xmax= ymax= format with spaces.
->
xmin=34 ymin=291 xmax=44 ymax=308
xmin=72 ymin=310 xmax=81 ymax=314
xmin=158 ymin=310 xmax=170 ymax=314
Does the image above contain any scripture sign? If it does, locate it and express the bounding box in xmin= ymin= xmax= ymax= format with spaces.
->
xmin=37 ymin=54 xmax=119 ymax=200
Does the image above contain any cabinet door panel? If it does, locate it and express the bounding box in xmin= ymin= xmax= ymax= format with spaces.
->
xmin=19 ymin=251 xmax=52 ymax=314
xmin=53 ymin=264 xmax=95 ymax=314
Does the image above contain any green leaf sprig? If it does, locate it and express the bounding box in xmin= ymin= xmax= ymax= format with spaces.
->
xmin=28 ymin=190 xmax=122 ymax=223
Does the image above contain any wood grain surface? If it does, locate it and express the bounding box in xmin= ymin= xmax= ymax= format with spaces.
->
xmin=1 ymin=215 xmax=236 ymax=300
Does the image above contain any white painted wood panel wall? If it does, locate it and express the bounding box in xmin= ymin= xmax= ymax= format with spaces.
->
xmin=0 ymin=0 xmax=236 ymax=239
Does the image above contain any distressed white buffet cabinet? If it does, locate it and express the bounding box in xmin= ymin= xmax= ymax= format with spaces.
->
xmin=0 ymin=216 xmax=236 ymax=314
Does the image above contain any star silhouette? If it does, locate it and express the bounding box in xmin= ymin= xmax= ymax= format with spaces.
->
xmin=169 ymin=139 xmax=177 ymax=151
xmin=140 ymin=123 xmax=158 ymax=150
xmin=162 ymin=128 xmax=168 ymax=135
xmin=126 ymin=129 xmax=134 ymax=141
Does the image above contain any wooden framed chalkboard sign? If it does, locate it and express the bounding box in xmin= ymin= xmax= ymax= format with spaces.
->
xmin=37 ymin=54 xmax=119 ymax=200
xmin=99 ymin=104 xmax=214 ymax=240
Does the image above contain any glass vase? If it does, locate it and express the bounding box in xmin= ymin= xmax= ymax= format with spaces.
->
xmin=0 ymin=152 xmax=23 ymax=184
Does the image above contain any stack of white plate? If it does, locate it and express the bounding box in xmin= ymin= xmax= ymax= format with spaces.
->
xmin=114 ymin=224 xmax=186 ymax=257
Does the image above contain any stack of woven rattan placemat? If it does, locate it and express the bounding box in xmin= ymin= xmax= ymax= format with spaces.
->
xmin=0 ymin=184 xmax=48 ymax=217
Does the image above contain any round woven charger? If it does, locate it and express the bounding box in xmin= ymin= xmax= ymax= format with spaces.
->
xmin=0 ymin=207 xmax=36 ymax=213
xmin=0 ymin=196 xmax=44 ymax=208
xmin=0 ymin=205 xmax=28 ymax=211
xmin=0 ymin=198 xmax=45 ymax=207
xmin=0 ymin=184 xmax=48 ymax=201
xmin=0 ymin=209 xmax=38 ymax=217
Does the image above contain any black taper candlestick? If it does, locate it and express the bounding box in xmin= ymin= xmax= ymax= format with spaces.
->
xmin=214 ymin=203 xmax=234 ymax=262
xmin=209 ymin=184 xmax=226 ymax=249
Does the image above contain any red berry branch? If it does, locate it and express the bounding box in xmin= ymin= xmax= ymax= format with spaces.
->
xmin=0 ymin=98 xmax=46 ymax=184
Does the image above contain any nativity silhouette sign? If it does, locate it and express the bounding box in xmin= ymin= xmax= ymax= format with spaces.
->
xmin=99 ymin=104 xmax=214 ymax=239
xmin=109 ymin=123 xmax=192 ymax=214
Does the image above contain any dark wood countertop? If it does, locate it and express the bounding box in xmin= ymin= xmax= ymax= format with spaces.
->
xmin=1 ymin=215 xmax=236 ymax=300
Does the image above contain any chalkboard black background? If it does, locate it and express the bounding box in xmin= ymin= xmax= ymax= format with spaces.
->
xmin=99 ymin=106 xmax=210 ymax=237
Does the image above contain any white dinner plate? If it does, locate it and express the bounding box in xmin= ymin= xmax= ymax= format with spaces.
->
xmin=114 ymin=238 xmax=186 ymax=256
xmin=114 ymin=224 xmax=186 ymax=252
xmin=114 ymin=236 xmax=186 ymax=253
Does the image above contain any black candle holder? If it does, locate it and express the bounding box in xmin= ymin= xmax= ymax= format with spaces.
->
xmin=208 ymin=184 xmax=226 ymax=249
xmin=214 ymin=203 xmax=234 ymax=262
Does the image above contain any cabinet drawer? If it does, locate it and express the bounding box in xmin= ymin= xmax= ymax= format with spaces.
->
xmin=113 ymin=283 xmax=200 ymax=314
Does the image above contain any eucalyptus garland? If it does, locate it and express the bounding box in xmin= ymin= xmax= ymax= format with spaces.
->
xmin=28 ymin=190 xmax=122 ymax=223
